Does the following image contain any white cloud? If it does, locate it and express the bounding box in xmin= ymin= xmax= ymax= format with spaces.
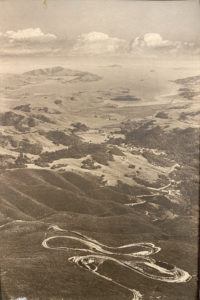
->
xmin=131 ymin=33 xmax=178 ymax=51
xmin=5 ymin=28 xmax=57 ymax=43
xmin=72 ymin=31 xmax=127 ymax=55
xmin=81 ymin=32 xmax=110 ymax=42
xmin=0 ymin=28 xmax=59 ymax=56
xmin=129 ymin=33 xmax=200 ymax=57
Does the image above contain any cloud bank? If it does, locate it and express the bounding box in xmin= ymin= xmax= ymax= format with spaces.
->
xmin=72 ymin=32 xmax=199 ymax=57
xmin=0 ymin=28 xmax=199 ymax=57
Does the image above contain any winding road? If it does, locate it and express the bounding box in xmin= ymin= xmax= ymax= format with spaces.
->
xmin=42 ymin=224 xmax=191 ymax=300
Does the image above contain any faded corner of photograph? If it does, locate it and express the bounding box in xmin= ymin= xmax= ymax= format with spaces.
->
xmin=0 ymin=0 xmax=199 ymax=300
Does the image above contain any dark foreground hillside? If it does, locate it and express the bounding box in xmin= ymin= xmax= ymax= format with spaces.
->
xmin=0 ymin=168 xmax=198 ymax=300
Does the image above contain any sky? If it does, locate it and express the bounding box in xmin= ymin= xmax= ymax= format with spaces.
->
xmin=0 ymin=0 xmax=199 ymax=57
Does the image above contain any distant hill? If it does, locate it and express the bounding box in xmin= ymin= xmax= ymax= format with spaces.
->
xmin=23 ymin=66 xmax=102 ymax=82
xmin=23 ymin=66 xmax=66 ymax=76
